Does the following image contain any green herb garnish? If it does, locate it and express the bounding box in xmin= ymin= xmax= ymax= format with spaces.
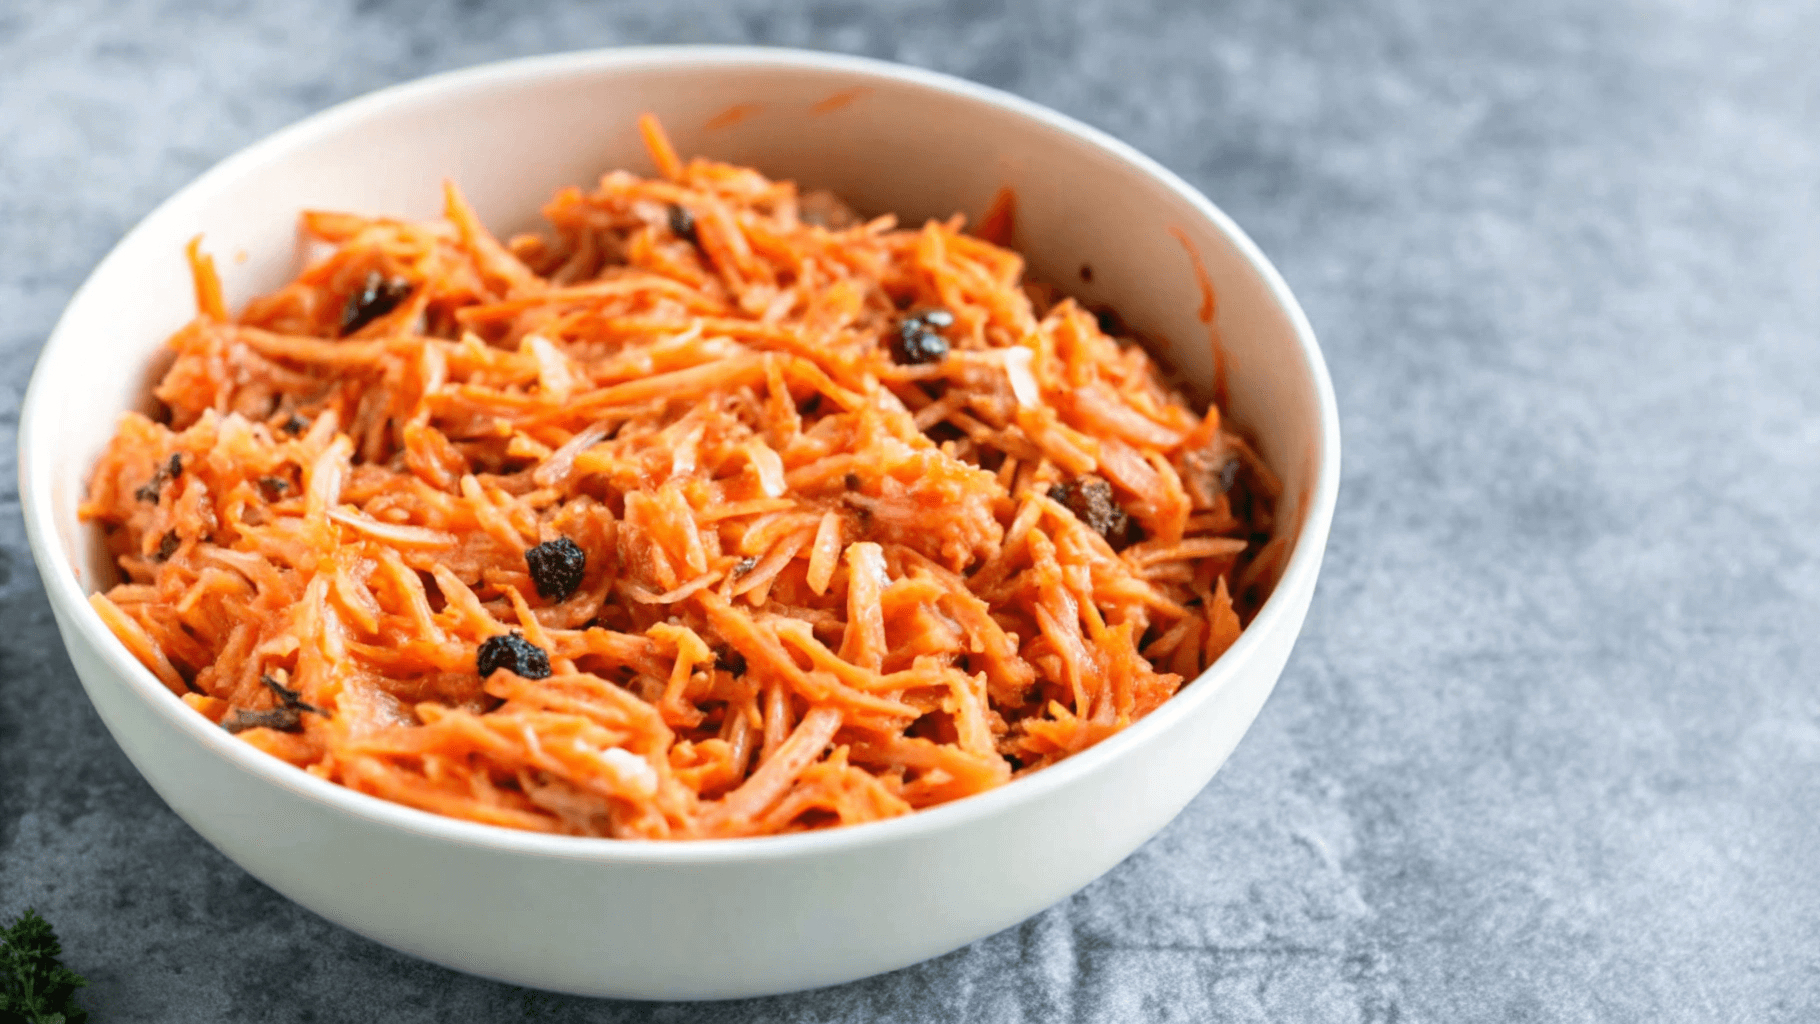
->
xmin=0 ymin=908 xmax=89 ymax=1024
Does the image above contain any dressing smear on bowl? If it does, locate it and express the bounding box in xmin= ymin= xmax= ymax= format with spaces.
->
xmin=78 ymin=115 xmax=1279 ymax=839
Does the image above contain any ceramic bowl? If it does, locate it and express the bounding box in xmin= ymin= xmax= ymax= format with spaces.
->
xmin=19 ymin=46 xmax=1339 ymax=1000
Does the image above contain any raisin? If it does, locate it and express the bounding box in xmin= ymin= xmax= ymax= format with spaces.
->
xmin=1048 ymin=475 xmax=1136 ymax=547
xmin=891 ymin=315 xmax=950 ymax=365
xmin=222 ymin=707 xmax=302 ymax=734
xmin=733 ymin=556 xmax=758 ymax=576
xmin=668 ymin=204 xmax=698 ymax=244
xmin=261 ymin=673 xmax=326 ymax=716
xmin=155 ymin=531 xmax=180 ymax=560
xmin=1079 ymin=264 xmax=1094 ymax=283
xmin=136 ymin=456 xmax=178 ymax=502
xmin=524 ymin=536 xmax=587 ymax=601
xmin=281 ymin=413 xmax=309 ymax=435
xmin=477 ymin=632 xmax=552 ymax=680
xmin=340 ymin=271 xmax=414 ymax=336
xmin=844 ymin=472 xmax=863 ymax=491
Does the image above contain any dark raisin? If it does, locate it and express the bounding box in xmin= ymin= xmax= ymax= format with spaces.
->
xmin=260 ymin=674 xmax=294 ymax=703
xmin=167 ymin=453 xmax=183 ymax=479
xmin=892 ymin=317 xmax=950 ymax=365
xmin=477 ymin=631 xmax=552 ymax=680
xmin=1218 ymin=458 xmax=1241 ymax=496
xmin=136 ymin=457 xmax=173 ymax=502
xmin=1048 ymin=475 xmax=1136 ymax=547
xmin=733 ymin=556 xmax=758 ymax=576
xmin=668 ymin=204 xmax=698 ymax=244
xmin=222 ymin=707 xmax=302 ymax=734
xmin=281 ymin=413 xmax=309 ymax=435
xmin=714 ymin=646 xmax=748 ymax=677
xmin=155 ymin=531 xmax=180 ymax=560
xmin=524 ymin=536 xmax=587 ymax=601
xmin=261 ymin=673 xmax=326 ymax=716
xmin=844 ymin=472 xmax=862 ymax=491
xmin=1079 ymin=264 xmax=1094 ymax=283
xmin=340 ymin=271 xmax=414 ymax=336
xmin=257 ymin=477 xmax=290 ymax=501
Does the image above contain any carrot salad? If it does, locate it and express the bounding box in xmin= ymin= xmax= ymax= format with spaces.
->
xmin=80 ymin=116 xmax=1280 ymax=839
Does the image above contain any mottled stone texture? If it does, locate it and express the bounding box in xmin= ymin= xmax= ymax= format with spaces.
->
xmin=3 ymin=1 xmax=1818 ymax=1020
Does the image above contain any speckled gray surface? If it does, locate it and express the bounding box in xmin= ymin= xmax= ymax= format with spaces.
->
xmin=3 ymin=1 xmax=1819 ymax=1020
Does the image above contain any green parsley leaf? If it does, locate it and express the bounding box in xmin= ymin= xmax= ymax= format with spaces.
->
xmin=0 ymin=908 xmax=89 ymax=1024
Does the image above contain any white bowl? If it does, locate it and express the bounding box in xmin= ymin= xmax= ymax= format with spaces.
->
xmin=19 ymin=47 xmax=1339 ymax=1000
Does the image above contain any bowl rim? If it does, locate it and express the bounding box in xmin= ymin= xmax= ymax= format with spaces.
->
xmin=19 ymin=44 xmax=1341 ymax=865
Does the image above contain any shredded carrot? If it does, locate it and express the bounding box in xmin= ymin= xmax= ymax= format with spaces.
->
xmin=1168 ymin=225 xmax=1216 ymax=325
xmin=639 ymin=113 xmax=684 ymax=183
xmin=976 ymin=186 xmax=1017 ymax=247
xmin=1169 ymin=224 xmax=1227 ymax=408
xmin=704 ymin=103 xmax=763 ymax=131
xmin=810 ymin=86 xmax=871 ymax=115
xmin=79 ymin=116 xmax=1276 ymax=839
xmin=185 ymin=236 xmax=227 ymax=322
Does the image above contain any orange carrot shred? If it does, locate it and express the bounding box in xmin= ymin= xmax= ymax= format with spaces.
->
xmin=639 ymin=112 xmax=684 ymax=182
xmin=1168 ymin=225 xmax=1217 ymax=324
xmin=976 ymin=186 xmax=1017 ymax=247
xmin=185 ymin=235 xmax=227 ymax=322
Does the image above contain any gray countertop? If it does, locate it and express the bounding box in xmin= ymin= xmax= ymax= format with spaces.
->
xmin=3 ymin=1 xmax=1817 ymax=1021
